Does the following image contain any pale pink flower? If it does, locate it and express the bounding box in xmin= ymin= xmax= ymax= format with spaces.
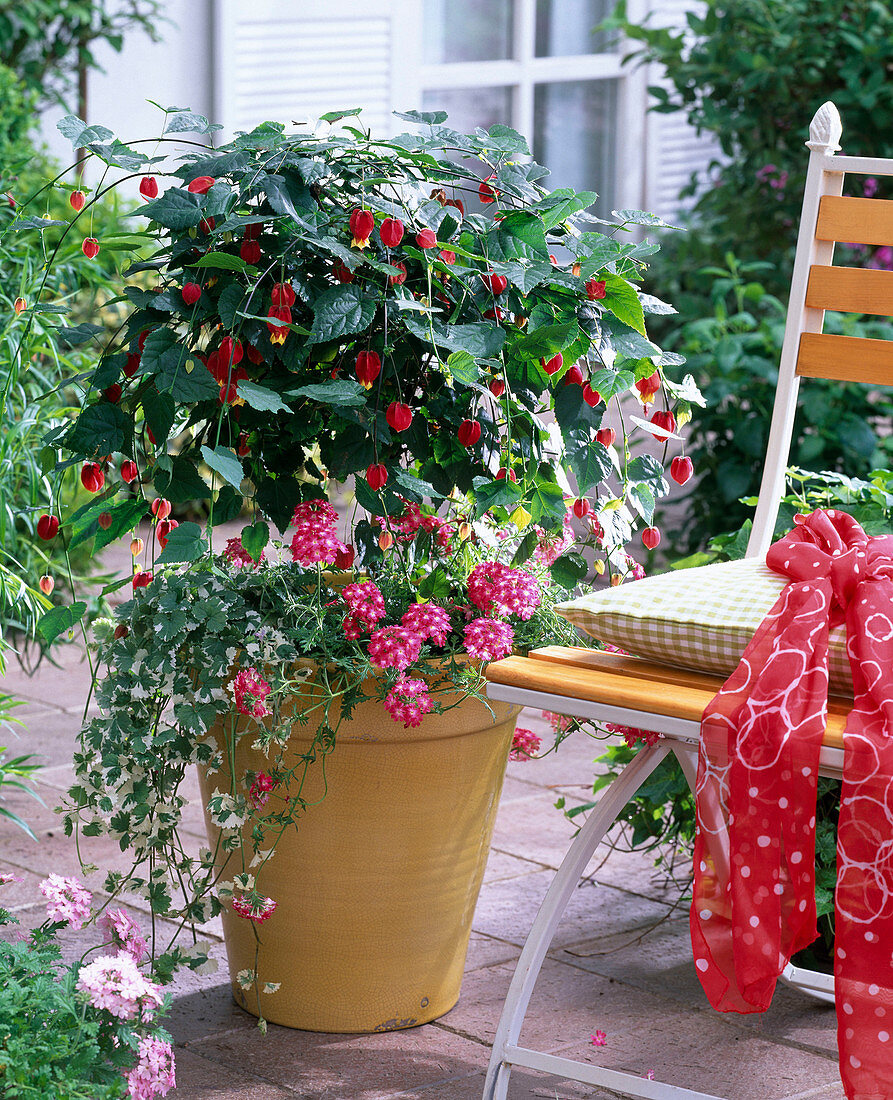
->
xmin=222 ymin=536 xmax=263 ymax=569
xmin=232 ymin=894 xmax=277 ymax=922
xmin=231 ymin=667 xmax=271 ymax=718
xmin=645 ymin=1070 xmax=655 ymax=1081
xmin=249 ymin=772 xmax=277 ymax=807
xmin=467 ymin=561 xmax=541 ymax=620
xmin=400 ymin=603 xmax=452 ymax=646
xmin=0 ymin=873 xmax=22 ymax=886
xmin=624 ymin=556 xmax=646 ymax=581
xmin=99 ymin=908 xmax=148 ymax=963
xmin=543 ymin=710 xmax=573 ymax=734
xmin=384 ymin=677 xmax=434 ymax=728
xmin=509 ymin=727 xmax=542 ymax=761
xmin=39 ymin=873 xmax=92 ymax=929
xmin=591 ymin=1030 xmax=607 ymax=1047
xmin=462 ymin=618 xmax=513 ymax=661
xmin=126 ymin=1035 xmax=176 ymax=1099
xmin=77 ymin=953 xmax=163 ymax=1021
xmin=367 ymin=626 xmax=423 ymax=671
xmin=342 ymin=581 xmax=386 ymax=631
xmin=533 ymin=512 xmax=575 ymax=567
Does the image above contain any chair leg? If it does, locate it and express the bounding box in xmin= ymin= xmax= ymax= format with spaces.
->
xmin=483 ymin=740 xmax=673 ymax=1100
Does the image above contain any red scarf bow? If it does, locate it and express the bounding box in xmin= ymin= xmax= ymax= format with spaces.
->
xmin=690 ymin=509 xmax=893 ymax=1100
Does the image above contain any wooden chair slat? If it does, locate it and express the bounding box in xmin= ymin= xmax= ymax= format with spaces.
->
xmin=805 ymin=264 xmax=893 ymax=316
xmin=487 ymin=650 xmax=848 ymax=750
xmin=815 ymin=195 xmax=893 ymax=245
xmin=796 ymin=331 xmax=893 ymax=384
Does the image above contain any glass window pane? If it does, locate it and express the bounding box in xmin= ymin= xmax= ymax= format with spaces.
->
xmin=535 ymin=0 xmax=618 ymax=56
xmin=421 ymin=86 xmax=513 ymax=137
xmin=423 ymin=0 xmax=513 ymax=64
xmin=533 ymin=79 xmax=618 ymax=213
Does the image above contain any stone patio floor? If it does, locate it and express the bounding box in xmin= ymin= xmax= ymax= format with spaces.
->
xmin=1 ymin=595 xmax=847 ymax=1099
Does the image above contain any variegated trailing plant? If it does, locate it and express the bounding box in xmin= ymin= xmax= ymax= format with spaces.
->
xmin=18 ymin=104 xmax=702 ymax=1005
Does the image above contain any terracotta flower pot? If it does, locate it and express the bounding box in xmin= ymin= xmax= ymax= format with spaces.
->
xmin=197 ymin=669 xmax=521 ymax=1032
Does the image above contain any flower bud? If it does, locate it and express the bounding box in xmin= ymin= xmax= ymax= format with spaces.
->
xmin=130 ymin=537 xmax=144 ymax=556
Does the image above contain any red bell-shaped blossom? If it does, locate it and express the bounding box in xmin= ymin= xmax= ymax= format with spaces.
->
xmin=246 ymin=342 xmax=264 ymax=365
xmin=649 ymin=409 xmax=677 ymax=437
xmin=388 ymin=261 xmax=407 ymax=286
xmin=156 ymin=518 xmax=179 ymax=549
xmin=641 ymin=526 xmax=661 ymax=550
xmin=479 ymin=175 xmax=498 ymax=204
xmin=218 ymin=336 xmax=243 ymax=367
xmin=458 ymin=419 xmax=482 ymax=447
xmin=187 ymin=176 xmax=215 ymax=194
xmin=489 ymin=379 xmax=506 ymax=397
xmin=671 ymin=455 xmax=694 ymax=485
xmin=151 ymin=498 xmax=172 ymax=520
xmin=139 ymin=176 xmax=158 ymax=200
xmin=240 ymin=239 xmax=261 ymax=264
xmin=69 ymin=190 xmax=85 ymax=212
xmin=635 ymin=371 xmax=661 ymax=405
xmin=355 ymin=350 xmax=381 ymax=388
xmin=82 ymin=237 xmax=99 ymax=259
xmin=415 ymin=228 xmax=436 ymax=249
xmin=495 ymin=467 xmax=517 ymax=483
xmin=37 ymin=514 xmax=59 ymax=541
xmin=386 ymin=402 xmax=412 ymax=432
xmin=198 ymin=216 xmax=215 ymax=235
xmin=271 ymin=282 xmax=296 ymax=307
xmin=563 ymin=364 xmax=584 ymax=386
xmin=333 ymin=260 xmax=355 ymax=283
xmin=366 ymin=463 xmax=388 ymax=491
xmin=81 ymin=463 xmax=104 ymax=493
xmin=132 ymin=570 xmax=154 ymax=589
xmin=379 ymin=218 xmax=405 ymax=248
xmin=182 ymin=282 xmax=202 ymax=306
xmin=481 ymin=271 xmax=508 ymax=295
xmin=445 ymin=198 xmax=465 ymax=217
xmin=586 ymin=278 xmax=607 ymax=301
xmin=596 ymin=427 xmax=615 ymax=448
xmin=573 ymin=498 xmax=591 ymax=519
xmin=266 ymin=305 xmax=291 ymax=345
xmin=439 ymin=250 xmax=456 ymax=265
xmin=582 ymin=383 xmax=601 ymax=407
xmin=120 ymin=460 xmax=139 ymax=484
xmin=103 ymin=383 xmax=122 ymax=404
xmin=543 ymin=353 xmax=563 ymax=376
xmin=350 ymin=208 xmax=374 ymax=248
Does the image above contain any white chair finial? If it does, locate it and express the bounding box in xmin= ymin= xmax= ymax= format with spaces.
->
xmin=806 ymin=102 xmax=842 ymax=154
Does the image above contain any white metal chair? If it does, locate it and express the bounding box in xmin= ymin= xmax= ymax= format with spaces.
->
xmin=482 ymin=102 xmax=893 ymax=1099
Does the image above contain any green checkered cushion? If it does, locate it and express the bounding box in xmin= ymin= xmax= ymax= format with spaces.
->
xmin=556 ymin=558 xmax=852 ymax=695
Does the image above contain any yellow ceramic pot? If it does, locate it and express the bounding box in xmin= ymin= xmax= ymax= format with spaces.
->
xmin=197 ymin=670 xmax=521 ymax=1033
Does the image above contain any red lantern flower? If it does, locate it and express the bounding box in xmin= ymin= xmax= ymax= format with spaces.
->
xmin=479 ymin=175 xmax=498 ymax=204
xmin=379 ymin=218 xmax=405 ymax=248
xmin=132 ymin=571 xmax=154 ymax=589
xmin=181 ymin=282 xmax=202 ymax=306
xmin=495 ymin=467 xmax=517 ymax=483
xmin=573 ymin=498 xmax=591 ymax=519
xmin=635 ymin=371 xmax=661 ymax=405
xmin=333 ymin=260 xmax=355 ymax=283
xmin=97 ymin=512 xmax=113 ymax=530
xmin=671 ymin=455 xmax=694 ymax=485
xmin=240 ymin=239 xmax=261 ymax=264
xmin=445 ymin=198 xmax=465 ymax=217
xmin=69 ymin=190 xmax=86 ymax=212
xmin=481 ymin=271 xmax=508 ymax=295
xmin=543 ymin=353 xmax=563 ymax=376
xmin=458 ymin=419 xmax=482 ymax=447
xmin=271 ymin=282 xmax=296 ymax=308
xmin=198 ymin=216 xmax=215 ymax=235
xmin=388 ymin=261 xmax=407 ymax=286
xmin=266 ymin=305 xmax=291 ymax=345
xmin=582 ymin=384 xmax=601 ymax=407
xmin=355 ymin=350 xmax=381 ymax=388
xmin=596 ymin=427 xmax=616 ymax=448
xmin=218 ymin=336 xmax=243 ymax=366
xmin=36 ymin=514 xmax=59 ymax=541
xmin=39 ymin=575 xmax=54 ymax=596
xmin=81 ymin=463 xmax=104 ymax=493
xmin=244 ymin=222 xmax=262 ymax=241
xmin=103 ymin=383 xmax=122 ymax=404
xmin=649 ymin=409 xmax=677 ymax=437
xmin=586 ymin=279 xmax=607 ymax=301
xmin=489 ymin=379 xmax=505 ymax=397
xmin=335 ymin=545 xmax=355 ymax=569
xmin=349 ymin=208 xmax=374 ymax=248
xmin=187 ymin=176 xmax=215 ymax=194
xmin=237 ymin=432 xmax=251 ymax=458
xmin=386 ymin=402 xmax=412 ymax=432
xmin=439 ymin=250 xmax=456 ymax=265
xmin=366 ymin=463 xmax=388 ymax=491
xmin=219 ymin=367 xmax=248 ymax=404
xmin=139 ymin=176 xmax=159 ymax=200
xmin=13 ymin=297 xmax=26 ymax=315
xmin=82 ymin=237 xmax=99 ymax=259
xmin=156 ymin=518 xmax=179 ymax=549
xmin=415 ymin=228 xmax=436 ymax=249
xmin=563 ymin=364 xmax=584 ymax=386
xmin=120 ymin=460 xmax=139 ymax=484
xmin=151 ymin=498 xmax=172 ymax=521
xmin=642 ymin=526 xmax=661 ymax=550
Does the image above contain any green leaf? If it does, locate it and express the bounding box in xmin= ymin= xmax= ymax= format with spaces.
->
xmin=154 ymin=455 xmax=211 ymax=502
xmin=601 ymin=273 xmax=646 ymax=336
xmin=663 ymin=372 xmax=705 ymax=406
xmin=531 ymin=188 xmax=599 ymax=230
xmin=489 ymin=258 xmax=555 ymax=295
xmin=55 ymin=322 xmax=104 ymax=346
xmin=308 ymin=285 xmax=376 ymax=345
xmin=511 ymin=530 xmax=538 ymax=567
xmin=137 ymin=188 xmax=204 ymax=230
xmin=613 ymin=208 xmax=681 ymax=230
xmin=628 ymin=482 xmax=656 ymax=525
xmin=488 ymin=211 xmax=549 ymax=260
xmin=259 ymin=173 xmax=316 ymax=224
xmin=570 ymin=441 xmax=613 ymax=495
xmin=403 ymin=316 xmax=506 ymax=358
xmin=142 ymin=329 xmax=218 ymax=401
xmin=446 ymin=351 xmax=480 ymax=387
xmin=553 ymin=382 xmax=603 ymax=448
xmin=472 ymin=477 xmax=523 ymax=517
xmin=65 ymin=403 xmax=129 ymax=457
xmin=240 ymin=521 xmax=269 ymax=562
xmin=212 ymin=486 xmax=244 ymax=525
xmin=141 ymin=387 xmax=176 ymax=444
xmin=237 ymin=380 xmax=291 ymax=414
xmin=354 ymin=475 xmax=402 ymax=517
xmin=484 ymin=123 xmax=530 ymax=155
xmin=69 ymin=499 xmax=148 ymax=552
xmin=527 ymin=479 xmax=567 ymax=524
xmin=418 ymin=566 xmax=452 ymax=598
xmin=320 ymin=107 xmax=364 ymax=123
xmin=256 ymin=476 xmax=302 ymax=533
xmin=156 ymin=521 xmax=207 ymax=564
xmin=288 ymin=379 xmax=366 ymax=407
xmin=515 ymin=322 xmax=579 ymax=361
xmin=393 ymin=469 xmax=440 ymax=501
xmin=163 ymin=109 xmax=221 ymax=135
xmin=550 ymin=552 xmax=589 ymax=589
xmin=189 ymin=252 xmax=254 ymax=272
xmin=57 ymin=115 xmax=113 ymax=146
xmin=37 ymin=602 xmax=87 ymax=644
xmin=200 ymin=445 xmax=244 ymax=490
xmin=393 ymin=109 xmax=448 ymax=125
xmin=588 ymin=367 xmax=635 ymax=402
xmin=627 ymin=454 xmax=669 ymax=497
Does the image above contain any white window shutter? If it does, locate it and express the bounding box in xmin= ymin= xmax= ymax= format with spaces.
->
xmin=212 ymin=0 xmax=423 ymax=140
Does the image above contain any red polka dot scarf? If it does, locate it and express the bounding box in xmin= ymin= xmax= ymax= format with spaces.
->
xmin=690 ymin=509 xmax=893 ymax=1100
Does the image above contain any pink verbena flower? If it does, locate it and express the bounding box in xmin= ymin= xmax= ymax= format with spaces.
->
xmin=509 ymin=727 xmax=542 ymax=761
xmin=624 ymin=556 xmax=646 ymax=581
xmin=222 ymin=536 xmax=263 ymax=569
xmin=249 ymin=772 xmax=277 ymax=807
xmin=543 ymin=710 xmax=573 ymax=734
xmin=384 ymin=676 xmax=434 ymax=728
xmin=76 ymin=954 xmax=163 ymax=1021
xmin=591 ymin=1030 xmax=607 ymax=1047
xmin=367 ymin=626 xmax=423 ymax=671
xmin=463 ymin=618 xmax=513 ymax=661
xmin=342 ymin=581 xmax=386 ymax=631
xmin=606 ymin=723 xmax=662 ymax=748
xmin=99 ymin=908 xmax=148 ymax=963
xmin=39 ymin=873 xmax=92 ymax=929
xmin=533 ymin=512 xmax=574 ymax=567
xmin=231 ymin=667 xmax=271 ymax=718
xmin=232 ymin=893 xmax=277 ymax=922
xmin=400 ymin=603 xmax=452 ymax=646
xmin=0 ymin=872 xmax=22 ymax=886
xmin=290 ymin=499 xmax=347 ymax=567
xmin=126 ymin=1035 xmax=176 ymax=1099
xmin=467 ymin=561 xmax=541 ymax=620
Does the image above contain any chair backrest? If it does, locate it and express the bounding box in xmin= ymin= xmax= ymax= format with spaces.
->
xmin=747 ymin=101 xmax=893 ymax=556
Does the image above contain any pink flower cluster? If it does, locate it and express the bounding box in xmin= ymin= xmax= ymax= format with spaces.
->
xmin=390 ymin=501 xmax=454 ymax=548
xmin=126 ymin=1035 xmax=176 ymax=1099
xmin=368 ymin=626 xmax=423 ymax=671
xmin=39 ymin=873 xmax=92 ymax=929
xmin=99 ymin=908 xmax=149 ymax=963
xmin=606 ymin=723 xmax=662 ymax=749
xmin=462 ymin=617 xmax=513 ymax=661
xmin=467 ymin=561 xmax=541 ymax=620
xmin=400 ymin=602 xmax=451 ymax=646
xmin=509 ymin=727 xmax=542 ymax=761
xmin=222 ymin=536 xmax=263 ymax=569
xmin=249 ymin=772 xmax=278 ymax=807
xmin=231 ymin=667 xmax=271 ymax=718
xmin=533 ymin=512 xmax=575 ymax=567
xmin=543 ymin=710 xmax=573 ymax=735
xmin=232 ymin=893 xmax=277 ymax=922
xmin=384 ymin=677 xmax=434 ymax=728
xmin=77 ymin=953 xmax=163 ymax=1021
xmin=290 ymin=499 xmax=347 ymax=567
xmin=342 ymin=581 xmax=386 ymax=639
